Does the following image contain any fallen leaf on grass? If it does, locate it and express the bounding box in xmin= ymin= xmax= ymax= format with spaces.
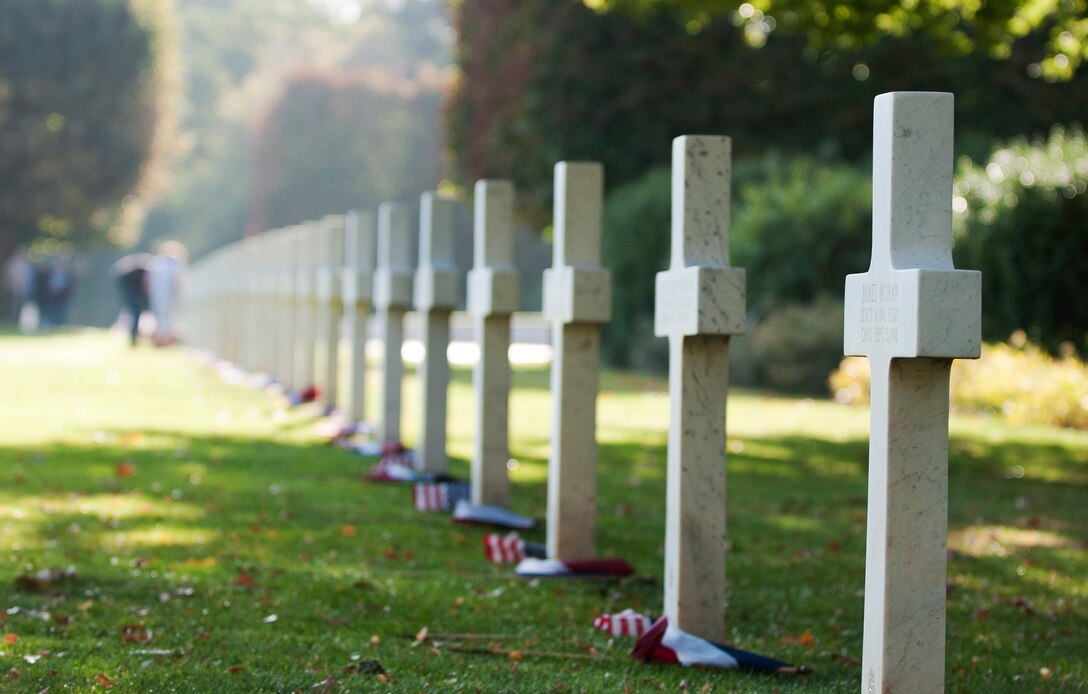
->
xmin=115 ymin=463 xmax=136 ymax=478
xmin=95 ymin=672 xmax=113 ymax=687
xmin=228 ymin=665 xmax=244 ymax=674
xmin=340 ymin=525 xmax=357 ymax=538
xmin=4 ymin=634 xmax=17 ymax=645
xmin=381 ymin=549 xmax=398 ymax=560
xmin=233 ymin=573 xmax=259 ymax=588
xmin=14 ymin=567 xmax=76 ymax=592
xmin=782 ymin=630 xmax=816 ymax=648
xmin=120 ymin=625 xmax=152 ymax=644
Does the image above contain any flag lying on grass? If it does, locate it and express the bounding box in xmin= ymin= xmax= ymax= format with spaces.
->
xmin=514 ymin=557 xmax=634 ymax=578
xmin=287 ymin=385 xmax=320 ymax=406
xmin=414 ymin=482 xmax=472 ymax=512
xmin=452 ymin=500 xmax=536 ymax=529
xmin=593 ymin=609 xmax=655 ymax=638
xmin=483 ymin=532 xmax=546 ymax=563
xmin=632 ymin=616 xmax=803 ymax=674
xmin=366 ymin=455 xmax=417 ymax=483
xmin=365 ymin=444 xmax=419 ymax=482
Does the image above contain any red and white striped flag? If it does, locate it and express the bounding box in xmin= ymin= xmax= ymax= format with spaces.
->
xmin=593 ymin=609 xmax=654 ymax=638
xmin=413 ymin=482 xmax=472 ymax=512
xmin=484 ymin=532 xmax=528 ymax=563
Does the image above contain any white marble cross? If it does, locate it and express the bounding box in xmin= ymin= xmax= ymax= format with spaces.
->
xmin=293 ymin=223 xmax=319 ymax=394
xmin=315 ymin=215 xmax=346 ymax=413
xmin=542 ymin=162 xmax=611 ymax=560
xmin=414 ymin=192 xmax=460 ymax=474
xmin=276 ymin=227 xmax=300 ymax=392
xmin=374 ymin=203 xmax=413 ymax=445
xmin=256 ymin=233 xmax=279 ymax=377
xmin=844 ymin=92 xmax=981 ymax=694
xmin=467 ymin=180 xmax=519 ymax=507
xmin=342 ymin=211 xmax=375 ymax=425
xmin=653 ymin=135 xmax=746 ymax=642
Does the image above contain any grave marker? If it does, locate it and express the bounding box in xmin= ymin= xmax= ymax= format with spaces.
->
xmin=276 ymin=228 xmax=300 ymax=392
xmin=342 ymin=211 xmax=375 ymax=425
xmin=542 ymin=162 xmax=611 ymax=560
xmin=314 ymin=215 xmax=346 ymax=412
xmin=256 ymin=233 xmax=279 ymax=377
xmin=293 ymin=222 xmax=319 ymax=393
xmin=844 ymin=91 xmax=981 ymax=694
xmin=653 ymin=136 xmax=746 ymax=642
xmin=373 ymin=203 xmax=413 ymax=444
xmin=414 ymin=192 xmax=460 ymax=474
xmin=467 ymin=180 xmax=519 ymax=507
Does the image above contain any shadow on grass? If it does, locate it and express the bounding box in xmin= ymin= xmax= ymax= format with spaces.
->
xmin=0 ymin=416 xmax=1085 ymax=690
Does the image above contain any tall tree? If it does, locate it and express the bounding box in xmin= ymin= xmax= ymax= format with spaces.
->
xmin=250 ymin=68 xmax=444 ymax=231
xmin=586 ymin=0 xmax=1088 ymax=79
xmin=447 ymin=0 xmax=1088 ymax=219
xmin=0 ymin=0 xmax=169 ymax=255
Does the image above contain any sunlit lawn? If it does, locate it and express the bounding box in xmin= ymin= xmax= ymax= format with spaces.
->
xmin=0 ymin=328 xmax=1085 ymax=691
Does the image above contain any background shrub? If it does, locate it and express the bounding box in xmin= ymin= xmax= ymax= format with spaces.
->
xmin=746 ymin=296 xmax=845 ymax=395
xmin=731 ymin=156 xmax=871 ymax=316
xmin=601 ymin=154 xmax=870 ymax=379
xmin=601 ymin=166 xmax=671 ymax=371
xmin=828 ymin=332 xmax=1088 ymax=430
xmin=953 ymin=125 xmax=1088 ymax=354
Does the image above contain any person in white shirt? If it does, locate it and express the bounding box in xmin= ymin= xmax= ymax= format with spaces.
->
xmin=147 ymin=240 xmax=187 ymax=345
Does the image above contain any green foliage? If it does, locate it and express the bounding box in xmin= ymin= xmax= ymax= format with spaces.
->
xmin=953 ymin=125 xmax=1088 ymax=353
xmin=0 ymin=0 xmax=167 ymax=252
xmin=250 ymin=70 xmax=443 ymax=230
xmin=449 ymin=0 xmax=1088 ymax=221
xmin=586 ymin=0 xmax=1088 ymax=79
xmin=601 ymin=166 xmax=670 ymax=369
xmin=3 ymin=330 xmax=1088 ymax=690
xmin=732 ymin=156 xmax=871 ymax=314
xmin=745 ymin=296 xmax=845 ymax=395
xmin=831 ymin=332 xmax=1088 ymax=430
xmin=599 ymin=155 xmax=868 ymax=383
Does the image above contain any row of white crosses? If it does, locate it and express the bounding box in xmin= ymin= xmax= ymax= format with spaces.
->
xmin=182 ymin=91 xmax=978 ymax=692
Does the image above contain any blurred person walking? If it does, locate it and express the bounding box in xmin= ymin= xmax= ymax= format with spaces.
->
xmin=3 ymin=247 xmax=34 ymax=326
xmin=147 ymin=240 xmax=187 ymax=346
xmin=111 ymin=252 xmax=152 ymax=346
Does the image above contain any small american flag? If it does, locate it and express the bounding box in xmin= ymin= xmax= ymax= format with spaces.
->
xmin=483 ymin=532 xmax=545 ymax=563
xmin=413 ymin=481 xmax=471 ymax=512
xmin=593 ymin=609 xmax=654 ymax=638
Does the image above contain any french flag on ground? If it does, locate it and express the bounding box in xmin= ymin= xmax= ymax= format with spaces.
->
xmin=483 ymin=532 xmax=546 ymax=563
xmin=414 ymin=482 xmax=472 ymax=512
xmin=632 ymin=616 xmax=805 ymax=674
xmin=514 ymin=557 xmax=635 ymax=578
xmin=593 ymin=609 xmax=655 ymax=638
xmin=365 ymin=443 xmax=418 ymax=483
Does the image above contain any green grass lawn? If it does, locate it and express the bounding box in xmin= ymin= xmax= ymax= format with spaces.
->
xmin=0 ymin=328 xmax=1085 ymax=692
